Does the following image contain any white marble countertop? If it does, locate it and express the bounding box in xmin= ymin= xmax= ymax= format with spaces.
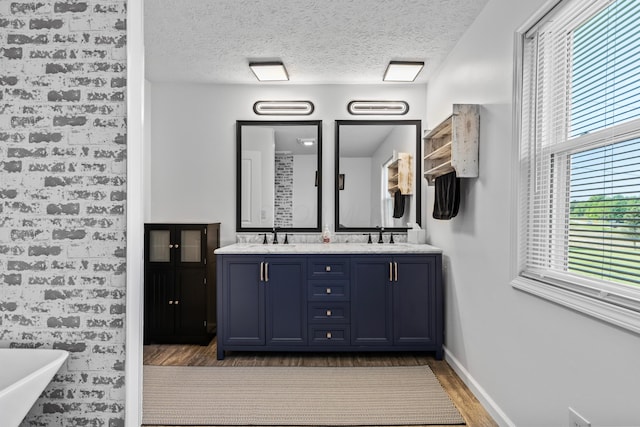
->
xmin=215 ymin=242 xmax=442 ymax=255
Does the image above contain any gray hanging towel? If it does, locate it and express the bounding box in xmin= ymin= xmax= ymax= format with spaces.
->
xmin=433 ymin=171 xmax=460 ymax=220
xmin=393 ymin=189 xmax=406 ymax=218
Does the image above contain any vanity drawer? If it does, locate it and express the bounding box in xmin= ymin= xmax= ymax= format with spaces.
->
xmin=308 ymin=258 xmax=349 ymax=279
xmin=309 ymin=325 xmax=350 ymax=345
xmin=308 ymin=280 xmax=349 ymax=301
xmin=308 ymin=302 xmax=350 ymax=323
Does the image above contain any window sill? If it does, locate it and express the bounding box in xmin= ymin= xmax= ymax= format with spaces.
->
xmin=511 ymin=276 xmax=640 ymax=335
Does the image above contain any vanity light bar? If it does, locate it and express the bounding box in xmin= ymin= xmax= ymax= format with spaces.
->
xmin=347 ymin=100 xmax=409 ymax=115
xmin=253 ymin=100 xmax=315 ymax=116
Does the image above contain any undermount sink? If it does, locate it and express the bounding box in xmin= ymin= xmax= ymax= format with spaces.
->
xmin=0 ymin=348 xmax=69 ymax=427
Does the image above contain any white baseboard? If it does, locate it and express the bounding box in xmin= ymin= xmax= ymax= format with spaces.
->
xmin=444 ymin=347 xmax=515 ymax=427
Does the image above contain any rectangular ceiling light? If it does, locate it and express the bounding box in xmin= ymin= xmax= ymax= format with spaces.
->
xmin=383 ymin=61 xmax=424 ymax=82
xmin=249 ymin=62 xmax=289 ymax=81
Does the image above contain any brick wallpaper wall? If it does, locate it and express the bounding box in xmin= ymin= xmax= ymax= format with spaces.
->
xmin=274 ymin=152 xmax=293 ymax=228
xmin=0 ymin=1 xmax=127 ymax=425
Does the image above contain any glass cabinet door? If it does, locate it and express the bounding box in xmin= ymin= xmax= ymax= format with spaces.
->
xmin=149 ymin=230 xmax=171 ymax=262
xmin=180 ymin=229 xmax=202 ymax=263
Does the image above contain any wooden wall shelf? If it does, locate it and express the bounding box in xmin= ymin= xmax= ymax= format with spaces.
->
xmin=423 ymin=104 xmax=479 ymax=185
xmin=387 ymin=152 xmax=413 ymax=195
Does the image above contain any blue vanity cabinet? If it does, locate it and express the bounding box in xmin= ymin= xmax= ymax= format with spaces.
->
xmin=307 ymin=257 xmax=351 ymax=346
xmin=393 ymin=256 xmax=439 ymax=347
xmin=265 ymin=257 xmax=307 ymax=346
xmin=218 ymin=255 xmax=306 ymax=359
xmin=217 ymin=250 xmax=443 ymax=360
xmin=220 ymin=256 xmax=265 ymax=348
xmin=351 ymin=257 xmax=393 ymax=346
xmin=351 ymin=255 xmax=443 ymax=357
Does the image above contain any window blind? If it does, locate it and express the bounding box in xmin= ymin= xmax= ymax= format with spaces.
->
xmin=568 ymin=137 xmax=640 ymax=286
xmin=520 ymin=0 xmax=640 ymax=293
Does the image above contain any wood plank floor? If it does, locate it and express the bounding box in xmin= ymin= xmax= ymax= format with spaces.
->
xmin=143 ymin=338 xmax=496 ymax=427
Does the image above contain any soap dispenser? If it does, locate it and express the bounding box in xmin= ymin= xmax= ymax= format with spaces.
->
xmin=322 ymin=225 xmax=331 ymax=243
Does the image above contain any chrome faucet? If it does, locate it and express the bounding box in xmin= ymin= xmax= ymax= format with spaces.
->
xmin=377 ymin=227 xmax=384 ymax=244
xmin=272 ymin=228 xmax=279 ymax=244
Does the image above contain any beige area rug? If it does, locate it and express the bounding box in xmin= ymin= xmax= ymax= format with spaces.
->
xmin=142 ymin=365 xmax=465 ymax=426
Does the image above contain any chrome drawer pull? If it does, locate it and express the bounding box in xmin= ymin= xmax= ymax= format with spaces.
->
xmin=325 ymin=266 xmax=331 ymax=272
xmin=326 ymin=288 xmax=332 ymax=294
xmin=326 ymin=332 xmax=332 ymax=339
xmin=326 ymin=309 xmax=332 ymax=317
xmin=168 ymin=300 xmax=173 ymax=304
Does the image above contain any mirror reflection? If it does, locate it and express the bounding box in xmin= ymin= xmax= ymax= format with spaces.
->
xmin=335 ymin=120 xmax=421 ymax=231
xmin=236 ymin=120 xmax=322 ymax=232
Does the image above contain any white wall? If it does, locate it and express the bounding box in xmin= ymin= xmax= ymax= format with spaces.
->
xmin=144 ymin=79 xmax=152 ymax=222
xmin=339 ymin=157 xmax=373 ymax=227
xmin=425 ymin=0 xmax=640 ymax=425
xmin=147 ymin=83 xmax=426 ymax=245
xmin=241 ymin=126 xmax=275 ymax=228
xmin=292 ymin=154 xmax=317 ymax=228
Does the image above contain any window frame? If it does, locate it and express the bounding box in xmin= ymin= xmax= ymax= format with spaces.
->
xmin=511 ymin=0 xmax=640 ymax=334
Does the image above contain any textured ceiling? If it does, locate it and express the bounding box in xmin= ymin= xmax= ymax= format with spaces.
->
xmin=144 ymin=0 xmax=489 ymax=84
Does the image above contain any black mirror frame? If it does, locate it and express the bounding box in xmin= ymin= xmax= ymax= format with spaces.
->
xmin=334 ymin=119 xmax=422 ymax=233
xmin=236 ymin=120 xmax=323 ymax=233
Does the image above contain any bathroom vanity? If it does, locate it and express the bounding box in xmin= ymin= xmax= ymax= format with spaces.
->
xmin=215 ymin=243 xmax=443 ymax=360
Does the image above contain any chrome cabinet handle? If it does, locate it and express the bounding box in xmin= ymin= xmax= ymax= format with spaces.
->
xmin=174 ymin=244 xmax=179 ymax=249
xmin=264 ymin=262 xmax=269 ymax=282
xmin=260 ymin=262 xmax=264 ymax=281
xmin=325 ymin=265 xmax=331 ymax=272
xmin=389 ymin=262 xmax=393 ymax=281
xmin=394 ymin=262 xmax=398 ymax=282
xmin=326 ymin=332 xmax=332 ymax=339
xmin=169 ymin=244 xmax=174 ymax=248
xmin=168 ymin=300 xmax=173 ymax=305
xmin=175 ymin=300 xmax=179 ymax=305
xmin=326 ymin=309 xmax=332 ymax=317
xmin=325 ymin=288 xmax=332 ymax=294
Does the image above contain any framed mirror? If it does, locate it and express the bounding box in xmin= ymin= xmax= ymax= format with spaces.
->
xmin=236 ymin=120 xmax=322 ymax=232
xmin=335 ymin=120 xmax=421 ymax=232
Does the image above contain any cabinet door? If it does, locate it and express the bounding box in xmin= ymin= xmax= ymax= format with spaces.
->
xmin=144 ymin=267 xmax=176 ymax=341
xmin=265 ymin=257 xmax=306 ymax=346
xmin=222 ymin=256 xmax=265 ymax=346
xmin=176 ymin=225 xmax=206 ymax=267
xmin=351 ymin=257 xmax=393 ymax=346
xmin=174 ymin=268 xmax=207 ymax=338
xmin=393 ymin=256 xmax=436 ymax=345
xmin=146 ymin=226 xmax=173 ymax=265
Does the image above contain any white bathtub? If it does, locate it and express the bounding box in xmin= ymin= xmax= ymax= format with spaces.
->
xmin=0 ymin=348 xmax=69 ymax=427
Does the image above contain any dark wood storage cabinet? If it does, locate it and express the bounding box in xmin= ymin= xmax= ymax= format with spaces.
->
xmin=217 ymin=252 xmax=443 ymax=360
xmin=144 ymin=223 xmax=220 ymax=345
